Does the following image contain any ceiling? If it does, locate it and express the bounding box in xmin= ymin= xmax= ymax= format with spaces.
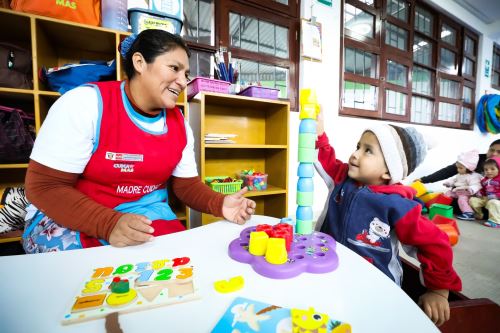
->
xmin=450 ymin=0 xmax=500 ymax=41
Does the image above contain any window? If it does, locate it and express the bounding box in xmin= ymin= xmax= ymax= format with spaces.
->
xmin=492 ymin=44 xmax=500 ymax=90
xmin=341 ymin=0 xmax=478 ymax=130
xmin=182 ymin=0 xmax=299 ymax=108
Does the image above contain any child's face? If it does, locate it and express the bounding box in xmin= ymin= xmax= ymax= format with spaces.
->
xmin=484 ymin=164 xmax=499 ymax=179
xmin=456 ymin=162 xmax=468 ymax=175
xmin=348 ymin=131 xmax=391 ymax=185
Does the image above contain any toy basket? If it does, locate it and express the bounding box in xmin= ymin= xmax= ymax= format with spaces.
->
xmin=239 ymin=173 xmax=268 ymax=191
xmin=238 ymin=86 xmax=279 ymax=100
xmin=205 ymin=176 xmax=243 ymax=194
xmin=187 ymin=77 xmax=231 ymax=100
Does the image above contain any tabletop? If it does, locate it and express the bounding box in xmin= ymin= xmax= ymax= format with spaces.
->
xmin=0 ymin=215 xmax=438 ymax=333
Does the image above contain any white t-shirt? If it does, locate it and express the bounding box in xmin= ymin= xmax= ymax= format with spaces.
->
xmin=30 ymin=86 xmax=198 ymax=178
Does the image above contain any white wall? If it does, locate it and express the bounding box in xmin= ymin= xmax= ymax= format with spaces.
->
xmin=287 ymin=0 xmax=500 ymax=219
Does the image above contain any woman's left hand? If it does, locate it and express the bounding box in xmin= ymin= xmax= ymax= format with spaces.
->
xmin=222 ymin=187 xmax=256 ymax=224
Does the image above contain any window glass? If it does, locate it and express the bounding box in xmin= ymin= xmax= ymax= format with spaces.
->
xmin=387 ymin=60 xmax=407 ymax=87
xmin=412 ymin=66 xmax=432 ymax=95
xmin=464 ymin=36 xmax=475 ymax=55
xmin=386 ymin=90 xmax=407 ymax=115
xmin=259 ymin=20 xmax=275 ymax=55
xmin=440 ymin=48 xmax=457 ymax=72
xmin=441 ymin=23 xmax=457 ymax=45
xmin=275 ymin=25 xmax=289 ymax=58
xmin=438 ymin=102 xmax=459 ymax=121
xmin=385 ymin=22 xmax=408 ymax=51
xmin=183 ymin=0 xmax=214 ymax=45
xmin=463 ymin=57 xmax=474 ymax=76
xmin=235 ymin=58 xmax=289 ymax=98
xmin=387 ymin=0 xmax=408 ymax=22
xmin=344 ymin=4 xmax=375 ymax=39
xmin=188 ymin=49 xmax=213 ymax=78
xmin=343 ymin=81 xmax=378 ymax=110
xmin=344 ymin=47 xmax=378 ymax=78
xmin=413 ymin=36 xmax=432 ymax=66
xmin=463 ymin=86 xmax=473 ymax=104
xmin=439 ymin=78 xmax=460 ymax=99
xmin=414 ymin=7 xmax=433 ymax=37
xmin=493 ymin=53 xmax=500 ymax=71
xmin=461 ymin=107 xmax=472 ymax=124
xmin=411 ymin=96 xmax=433 ymax=124
xmin=230 ymin=12 xmax=289 ymax=59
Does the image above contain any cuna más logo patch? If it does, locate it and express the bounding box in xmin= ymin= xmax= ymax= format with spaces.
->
xmin=56 ymin=0 xmax=77 ymax=10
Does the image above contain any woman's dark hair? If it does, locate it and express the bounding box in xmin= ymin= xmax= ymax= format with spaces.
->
xmin=489 ymin=139 xmax=500 ymax=147
xmin=123 ymin=29 xmax=190 ymax=79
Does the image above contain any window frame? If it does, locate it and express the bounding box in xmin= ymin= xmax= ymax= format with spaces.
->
xmin=492 ymin=44 xmax=500 ymax=90
xmin=340 ymin=0 xmax=477 ymax=130
xmin=183 ymin=0 xmax=300 ymax=110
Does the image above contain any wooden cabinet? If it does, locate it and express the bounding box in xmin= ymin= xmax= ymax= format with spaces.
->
xmin=0 ymin=9 xmax=189 ymax=243
xmin=188 ymin=92 xmax=289 ymax=227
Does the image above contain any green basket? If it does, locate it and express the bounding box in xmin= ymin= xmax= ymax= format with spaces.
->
xmin=205 ymin=176 xmax=243 ymax=194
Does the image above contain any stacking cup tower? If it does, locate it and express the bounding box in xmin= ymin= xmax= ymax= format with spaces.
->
xmin=296 ymin=89 xmax=319 ymax=234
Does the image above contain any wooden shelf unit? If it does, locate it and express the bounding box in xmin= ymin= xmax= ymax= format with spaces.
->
xmin=188 ymin=92 xmax=290 ymax=227
xmin=0 ymin=8 xmax=189 ymax=244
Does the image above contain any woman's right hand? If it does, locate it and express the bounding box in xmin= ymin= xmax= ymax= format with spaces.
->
xmin=109 ymin=213 xmax=155 ymax=247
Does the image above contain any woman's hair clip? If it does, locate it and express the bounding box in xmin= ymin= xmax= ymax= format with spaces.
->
xmin=119 ymin=34 xmax=137 ymax=58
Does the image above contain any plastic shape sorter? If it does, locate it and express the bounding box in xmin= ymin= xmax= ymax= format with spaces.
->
xmin=228 ymin=226 xmax=339 ymax=279
xmin=61 ymin=257 xmax=200 ymax=325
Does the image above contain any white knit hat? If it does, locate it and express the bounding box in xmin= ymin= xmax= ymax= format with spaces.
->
xmin=364 ymin=124 xmax=427 ymax=184
xmin=457 ymin=149 xmax=479 ymax=171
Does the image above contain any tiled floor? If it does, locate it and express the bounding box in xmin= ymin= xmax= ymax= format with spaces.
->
xmin=401 ymin=218 xmax=500 ymax=304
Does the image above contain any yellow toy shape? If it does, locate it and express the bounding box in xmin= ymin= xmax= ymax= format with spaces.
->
xmin=409 ymin=181 xmax=427 ymax=197
xmin=249 ymin=231 xmax=269 ymax=256
xmin=213 ymin=276 xmax=245 ymax=293
xmin=291 ymin=307 xmax=329 ymax=333
xmin=265 ymin=237 xmax=287 ymax=265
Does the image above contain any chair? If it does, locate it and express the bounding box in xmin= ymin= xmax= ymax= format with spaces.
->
xmin=400 ymin=257 xmax=500 ymax=333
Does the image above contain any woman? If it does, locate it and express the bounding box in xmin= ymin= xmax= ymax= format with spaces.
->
xmin=23 ymin=30 xmax=255 ymax=253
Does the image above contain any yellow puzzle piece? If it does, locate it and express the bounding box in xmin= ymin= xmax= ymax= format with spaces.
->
xmin=213 ymin=276 xmax=244 ymax=293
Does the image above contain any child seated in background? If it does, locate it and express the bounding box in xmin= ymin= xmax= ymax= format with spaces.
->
xmin=314 ymin=112 xmax=462 ymax=327
xmin=442 ymin=150 xmax=482 ymax=221
xmin=469 ymin=157 xmax=500 ymax=228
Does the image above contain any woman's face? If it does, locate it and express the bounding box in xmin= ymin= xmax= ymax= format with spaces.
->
xmin=487 ymin=144 xmax=500 ymax=158
xmin=140 ymin=47 xmax=190 ymax=110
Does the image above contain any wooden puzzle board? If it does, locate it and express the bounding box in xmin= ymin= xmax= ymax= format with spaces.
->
xmin=61 ymin=257 xmax=200 ymax=325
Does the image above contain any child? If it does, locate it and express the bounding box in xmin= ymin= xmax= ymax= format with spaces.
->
xmin=314 ymin=117 xmax=462 ymax=327
xmin=469 ymin=157 xmax=500 ymax=228
xmin=442 ymin=150 xmax=482 ymax=220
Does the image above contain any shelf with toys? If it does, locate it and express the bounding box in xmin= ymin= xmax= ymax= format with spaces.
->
xmin=188 ymin=92 xmax=290 ymax=227
xmin=0 ymin=8 xmax=190 ymax=244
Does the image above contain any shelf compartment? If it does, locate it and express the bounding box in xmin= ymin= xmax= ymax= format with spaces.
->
xmin=202 ymin=93 xmax=289 ymax=146
xmin=37 ymin=94 xmax=58 ymax=131
xmin=204 ymin=148 xmax=288 ymax=190
xmin=0 ymin=168 xmax=28 ymax=187
xmin=34 ymin=18 xmax=118 ymax=91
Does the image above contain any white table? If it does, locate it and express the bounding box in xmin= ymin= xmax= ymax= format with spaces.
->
xmin=0 ymin=215 xmax=438 ymax=333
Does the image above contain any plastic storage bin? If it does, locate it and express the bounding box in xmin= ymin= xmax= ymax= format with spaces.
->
xmin=238 ymin=86 xmax=280 ymax=100
xmin=128 ymin=8 xmax=183 ymax=35
xmin=186 ymin=77 xmax=231 ymax=100
xmin=240 ymin=173 xmax=268 ymax=191
xmin=205 ymin=176 xmax=243 ymax=194
xmin=102 ymin=0 xmax=128 ymax=31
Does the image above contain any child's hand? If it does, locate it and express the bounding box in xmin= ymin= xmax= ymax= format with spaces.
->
xmin=109 ymin=213 xmax=154 ymax=247
xmin=222 ymin=187 xmax=256 ymax=224
xmin=316 ymin=108 xmax=324 ymax=136
xmin=418 ymin=289 xmax=450 ymax=327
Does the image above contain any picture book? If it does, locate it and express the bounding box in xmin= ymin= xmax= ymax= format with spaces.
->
xmin=211 ymin=297 xmax=352 ymax=333
xmin=62 ymin=256 xmax=200 ymax=325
